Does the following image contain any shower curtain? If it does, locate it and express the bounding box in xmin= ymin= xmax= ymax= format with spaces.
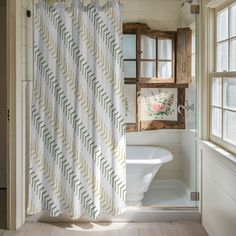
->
xmin=28 ymin=0 xmax=126 ymax=219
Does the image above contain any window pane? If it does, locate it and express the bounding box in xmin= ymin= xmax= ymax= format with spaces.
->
xmin=192 ymin=54 xmax=195 ymax=77
xmin=217 ymin=8 xmax=228 ymax=42
xmin=141 ymin=35 xmax=156 ymax=60
xmin=192 ymin=31 xmax=196 ymax=54
xmin=192 ymin=31 xmax=196 ymax=77
xmin=141 ymin=61 xmax=156 ymax=78
xmin=212 ymin=78 xmax=222 ymax=106
xmin=223 ymin=78 xmax=236 ymax=109
xmin=224 ymin=110 xmax=236 ymax=144
xmin=230 ymin=4 xmax=236 ymax=37
xmin=230 ymin=39 xmax=236 ymax=71
xmin=217 ymin=41 xmax=228 ymax=72
xmin=123 ymin=35 xmax=136 ymax=59
xmin=212 ymin=107 xmax=222 ymax=137
xmin=124 ymin=61 xmax=136 ymax=78
xmin=158 ymin=39 xmax=172 ymax=60
xmin=158 ymin=62 xmax=172 ymax=79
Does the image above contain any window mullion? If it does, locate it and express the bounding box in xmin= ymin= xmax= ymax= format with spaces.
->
xmin=156 ymin=37 xmax=158 ymax=79
xmin=221 ymin=77 xmax=224 ymax=139
xmin=228 ymin=6 xmax=230 ymax=71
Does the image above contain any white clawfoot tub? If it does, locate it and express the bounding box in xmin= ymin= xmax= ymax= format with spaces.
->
xmin=126 ymin=145 xmax=173 ymax=206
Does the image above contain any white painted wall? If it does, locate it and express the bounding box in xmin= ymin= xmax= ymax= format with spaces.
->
xmin=122 ymin=0 xmax=182 ymax=31
xmin=0 ymin=0 xmax=7 ymax=188
xmin=201 ymin=142 xmax=236 ymax=236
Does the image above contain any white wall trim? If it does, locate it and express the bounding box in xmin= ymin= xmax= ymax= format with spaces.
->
xmin=201 ymin=141 xmax=236 ymax=165
xmin=205 ymin=0 xmax=226 ymax=8
xmin=205 ymin=0 xmax=235 ymax=8
xmin=7 ymin=0 xmax=25 ymax=230
xmin=26 ymin=207 xmax=200 ymax=223
xmin=198 ymin=1 xmax=214 ymax=141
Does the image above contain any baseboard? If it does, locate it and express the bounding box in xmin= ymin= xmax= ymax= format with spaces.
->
xmin=26 ymin=207 xmax=200 ymax=223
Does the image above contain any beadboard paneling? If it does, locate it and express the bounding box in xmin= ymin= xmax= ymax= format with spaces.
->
xmin=127 ymin=130 xmax=184 ymax=180
xmin=201 ymin=142 xmax=236 ymax=236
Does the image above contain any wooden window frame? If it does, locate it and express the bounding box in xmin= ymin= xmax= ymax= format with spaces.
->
xmin=210 ymin=1 xmax=236 ymax=155
xmin=139 ymin=30 xmax=176 ymax=84
xmin=123 ymin=23 xmax=187 ymax=132
xmin=123 ymin=24 xmax=140 ymax=132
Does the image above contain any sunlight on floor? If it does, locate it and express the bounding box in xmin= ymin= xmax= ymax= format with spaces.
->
xmin=63 ymin=222 xmax=128 ymax=232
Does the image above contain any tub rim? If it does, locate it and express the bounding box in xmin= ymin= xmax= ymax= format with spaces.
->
xmin=126 ymin=145 xmax=173 ymax=164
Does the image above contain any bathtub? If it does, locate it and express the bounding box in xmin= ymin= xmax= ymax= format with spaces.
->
xmin=126 ymin=145 xmax=173 ymax=206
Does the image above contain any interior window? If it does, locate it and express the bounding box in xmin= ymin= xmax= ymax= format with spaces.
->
xmin=123 ymin=23 xmax=192 ymax=132
xmin=140 ymin=35 xmax=174 ymax=82
xmin=210 ymin=3 xmax=236 ymax=151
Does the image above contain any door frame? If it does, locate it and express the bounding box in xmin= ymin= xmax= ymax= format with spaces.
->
xmin=7 ymin=0 xmax=25 ymax=230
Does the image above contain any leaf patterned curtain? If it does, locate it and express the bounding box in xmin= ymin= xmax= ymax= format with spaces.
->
xmin=28 ymin=0 xmax=126 ymax=219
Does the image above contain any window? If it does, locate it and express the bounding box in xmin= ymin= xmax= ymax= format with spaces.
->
xmin=123 ymin=23 xmax=192 ymax=132
xmin=210 ymin=2 xmax=236 ymax=153
xmin=123 ymin=34 xmax=137 ymax=80
xmin=216 ymin=4 xmax=236 ymax=72
xmin=140 ymin=34 xmax=175 ymax=82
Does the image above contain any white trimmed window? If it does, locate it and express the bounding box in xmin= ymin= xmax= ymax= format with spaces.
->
xmin=210 ymin=1 xmax=236 ymax=153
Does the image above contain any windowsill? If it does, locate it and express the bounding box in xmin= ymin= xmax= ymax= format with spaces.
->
xmin=201 ymin=140 xmax=236 ymax=164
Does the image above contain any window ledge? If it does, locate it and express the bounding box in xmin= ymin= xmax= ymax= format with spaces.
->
xmin=201 ymin=140 xmax=236 ymax=165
